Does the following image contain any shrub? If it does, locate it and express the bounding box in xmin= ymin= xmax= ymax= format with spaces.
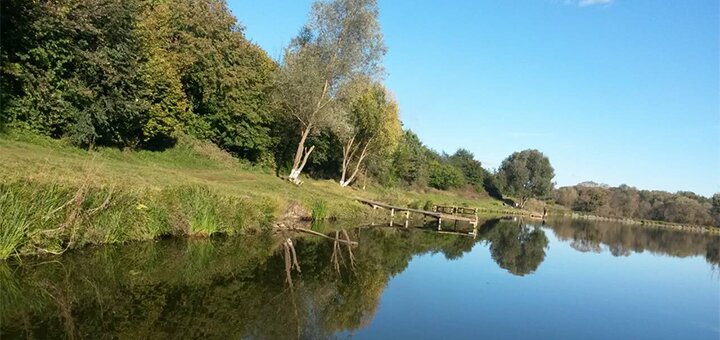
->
xmin=428 ymin=162 xmax=465 ymax=190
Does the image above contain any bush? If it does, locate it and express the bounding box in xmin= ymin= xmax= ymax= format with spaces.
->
xmin=428 ymin=162 xmax=465 ymax=190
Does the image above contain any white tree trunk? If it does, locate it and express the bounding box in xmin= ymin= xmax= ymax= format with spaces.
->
xmin=289 ymin=125 xmax=314 ymax=184
xmin=339 ymin=141 xmax=370 ymax=188
xmin=339 ymin=135 xmax=356 ymax=186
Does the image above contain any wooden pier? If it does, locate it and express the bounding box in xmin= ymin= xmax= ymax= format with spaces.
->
xmin=356 ymin=198 xmax=479 ymax=230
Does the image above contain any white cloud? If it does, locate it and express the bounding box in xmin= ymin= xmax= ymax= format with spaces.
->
xmin=577 ymin=0 xmax=614 ymax=7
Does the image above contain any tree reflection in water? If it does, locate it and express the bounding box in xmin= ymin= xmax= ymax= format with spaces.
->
xmin=1 ymin=219 xmax=718 ymax=338
xmin=479 ymin=220 xmax=549 ymax=276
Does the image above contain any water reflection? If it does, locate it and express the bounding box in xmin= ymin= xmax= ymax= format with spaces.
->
xmin=1 ymin=218 xmax=718 ymax=338
xmin=545 ymin=218 xmax=720 ymax=267
xmin=479 ymin=221 xmax=549 ymax=276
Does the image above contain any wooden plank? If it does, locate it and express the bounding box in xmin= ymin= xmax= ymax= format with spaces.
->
xmin=356 ymin=198 xmax=441 ymax=217
xmin=434 ymin=205 xmax=456 ymax=214
xmin=455 ymin=207 xmax=477 ymax=215
xmin=356 ymin=198 xmax=478 ymax=223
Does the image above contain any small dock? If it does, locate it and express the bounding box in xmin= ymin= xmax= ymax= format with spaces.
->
xmin=356 ymin=198 xmax=479 ymax=230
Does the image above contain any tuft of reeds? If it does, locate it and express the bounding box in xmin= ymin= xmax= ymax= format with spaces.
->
xmin=0 ymin=189 xmax=30 ymax=259
xmin=0 ymin=181 xmax=280 ymax=260
xmin=311 ymin=200 xmax=327 ymax=221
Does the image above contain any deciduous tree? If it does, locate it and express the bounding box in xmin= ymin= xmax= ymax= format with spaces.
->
xmin=448 ymin=149 xmax=484 ymax=190
xmin=275 ymin=0 xmax=385 ymax=184
xmin=337 ymin=80 xmax=401 ymax=187
xmin=497 ymin=149 xmax=555 ymax=208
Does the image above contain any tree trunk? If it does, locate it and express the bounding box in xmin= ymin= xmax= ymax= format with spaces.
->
xmin=340 ymin=135 xmax=357 ymax=186
xmin=519 ymin=196 xmax=529 ymax=209
xmin=340 ymin=141 xmax=370 ymax=187
xmin=288 ymin=125 xmax=314 ymax=184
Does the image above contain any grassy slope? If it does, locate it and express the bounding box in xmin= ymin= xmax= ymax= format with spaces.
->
xmin=0 ymin=132 xmax=515 ymax=258
xmin=0 ymin=132 xmax=513 ymax=213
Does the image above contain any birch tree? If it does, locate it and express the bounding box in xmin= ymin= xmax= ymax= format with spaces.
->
xmin=276 ymin=0 xmax=385 ymax=184
xmin=337 ymin=81 xmax=401 ymax=187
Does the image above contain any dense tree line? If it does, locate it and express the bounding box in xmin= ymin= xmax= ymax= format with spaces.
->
xmin=1 ymin=0 xmax=277 ymax=161
xmin=0 ymin=0 xmax=511 ymax=196
xmin=555 ymin=184 xmax=720 ymax=227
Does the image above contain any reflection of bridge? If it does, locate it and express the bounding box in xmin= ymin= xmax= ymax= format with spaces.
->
xmin=367 ymin=222 xmax=479 ymax=239
xmin=356 ymin=198 xmax=479 ymax=235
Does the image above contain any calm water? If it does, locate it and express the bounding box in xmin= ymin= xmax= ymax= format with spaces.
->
xmin=1 ymin=218 xmax=718 ymax=339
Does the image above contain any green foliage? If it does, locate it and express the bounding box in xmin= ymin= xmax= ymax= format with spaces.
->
xmin=391 ymin=130 xmax=431 ymax=186
xmin=497 ymin=149 xmax=555 ymax=207
xmin=0 ymin=189 xmax=30 ymax=259
xmin=574 ymin=186 xmax=609 ymax=212
xmin=337 ymin=80 xmax=402 ymax=186
xmin=2 ymin=0 xmax=153 ymax=147
xmin=0 ymin=180 xmax=280 ymax=259
xmin=448 ymin=148 xmax=484 ymax=189
xmin=305 ymin=130 xmax=344 ymax=178
xmin=311 ymin=200 xmax=328 ymax=221
xmin=1 ymin=0 xmax=276 ymax=156
xmin=170 ymin=0 xmax=277 ymax=160
xmin=482 ymin=170 xmax=503 ymax=199
xmin=275 ymin=0 xmax=386 ymax=180
xmin=555 ymin=184 xmax=717 ymax=226
xmin=712 ymin=193 xmax=720 ymax=227
xmin=428 ymin=161 xmax=465 ymax=190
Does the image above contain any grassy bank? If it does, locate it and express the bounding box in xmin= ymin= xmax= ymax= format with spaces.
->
xmin=0 ymin=132 xmax=515 ymax=259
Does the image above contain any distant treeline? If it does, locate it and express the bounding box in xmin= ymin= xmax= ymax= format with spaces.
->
xmin=555 ymin=184 xmax=720 ymax=227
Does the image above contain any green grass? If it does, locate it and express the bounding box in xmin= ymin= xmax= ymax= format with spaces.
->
xmin=0 ymin=130 xmax=516 ymax=259
xmin=311 ymin=200 xmax=328 ymax=221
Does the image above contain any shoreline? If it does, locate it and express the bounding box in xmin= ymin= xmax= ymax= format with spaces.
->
xmin=551 ymin=211 xmax=720 ymax=234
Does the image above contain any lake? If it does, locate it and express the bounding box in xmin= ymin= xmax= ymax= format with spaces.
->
xmin=1 ymin=217 xmax=718 ymax=339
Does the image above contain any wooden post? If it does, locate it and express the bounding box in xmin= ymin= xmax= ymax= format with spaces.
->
xmin=391 ymin=208 xmax=395 ymax=217
xmin=405 ymin=211 xmax=410 ymax=219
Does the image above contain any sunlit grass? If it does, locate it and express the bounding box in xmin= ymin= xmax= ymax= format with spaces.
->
xmin=0 ymin=130 xmax=515 ymax=259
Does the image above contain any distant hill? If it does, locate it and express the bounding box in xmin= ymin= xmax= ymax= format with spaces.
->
xmin=576 ymin=181 xmax=610 ymax=188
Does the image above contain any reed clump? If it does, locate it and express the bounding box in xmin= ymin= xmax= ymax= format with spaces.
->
xmin=0 ymin=181 xmax=279 ymax=260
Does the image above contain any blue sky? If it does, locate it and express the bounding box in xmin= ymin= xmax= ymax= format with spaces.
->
xmin=228 ymin=0 xmax=720 ymax=197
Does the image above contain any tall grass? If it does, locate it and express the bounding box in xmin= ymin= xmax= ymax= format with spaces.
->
xmin=0 ymin=181 xmax=280 ymax=260
xmin=311 ymin=200 xmax=327 ymax=221
xmin=0 ymin=189 xmax=30 ymax=259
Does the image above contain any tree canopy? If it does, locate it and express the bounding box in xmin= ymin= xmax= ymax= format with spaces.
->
xmin=497 ymin=149 xmax=555 ymax=207
xmin=555 ymin=184 xmax=718 ymax=226
xmin=337 ymin=79 xmax=401 ymax=186
xmin=275 ymin=0 xmax=386 ymax=183
xmin=1 ymin=0 xmax=276 ymax=158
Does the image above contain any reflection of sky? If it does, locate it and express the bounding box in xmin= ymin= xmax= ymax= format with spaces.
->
xmin=351 ymin=227 xmax=720 ymax=340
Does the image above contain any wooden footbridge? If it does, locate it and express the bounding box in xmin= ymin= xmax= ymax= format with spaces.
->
xmin=356 ymin=198 xmax=480 ymax=231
